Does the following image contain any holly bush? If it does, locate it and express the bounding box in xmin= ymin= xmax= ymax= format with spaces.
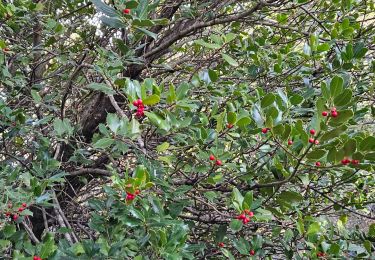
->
xmin=0 ymin=0 xmax=374 ymax=259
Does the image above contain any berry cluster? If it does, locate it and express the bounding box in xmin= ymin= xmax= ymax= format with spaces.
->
xmin=341 ymin=158 xmax=359 ymax=165
xmin=3 ymin=202 xmax=27 ymax=222
xmin=125 ymin=189 xmax=141 ymax=201
xmin=322 ymin=107 xmax=338 ymax=118
xmin=132 ymin=99 xmax=145 ymax=118
xmin=236 ymin=210 xmax=254 ymax=224
xmin=308 ymin=129 xmax=320 ymax=145
xmin=209 ymin=155 xmax=222 ymax=166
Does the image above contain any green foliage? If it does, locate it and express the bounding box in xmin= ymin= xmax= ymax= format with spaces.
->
xmin=0 ymin=0 xmax=374 ymax=259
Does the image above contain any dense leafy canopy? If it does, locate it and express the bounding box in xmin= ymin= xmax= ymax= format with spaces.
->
xmin=0 ymin=0 xmax=374 ymax=259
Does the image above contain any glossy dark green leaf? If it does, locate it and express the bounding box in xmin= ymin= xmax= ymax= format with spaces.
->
xmin=101 ymin=16 xmax=124 ymax=28
xmin=320 ymin=125 xmax=347 ymax=142
xmin=92 ymin=0 xmax=118 ymax=17
xmin=229 ymin=219 xmax=243 ymax=232
xmin=306 ymin=149 xmax=326 ymax=159
xmin=208 ymin=69 xmax=218 ymax=82
xmin=343 ymin=139 xmax=356 ymax=156
xmin=236 ymin=116 xmax=251 ymax=127
xmin=125 ymin=1 xmax=139 ymax=9
xmin=261 ymin=93 xmax=275 ymax=108
xmin=143 ymin=94 xmax=160 ymax=105
xmin=334 ymin=89 xmax=352 ymax=106
xmin=330 ymin=76 xmax=343 ymax=97
xmin=93 ymin=138 xmax=114 ymax=149
xmin=290 ymin=94 xmax=304 ymax=105
xmin=359 ymin=136 xmax=375 ymax=151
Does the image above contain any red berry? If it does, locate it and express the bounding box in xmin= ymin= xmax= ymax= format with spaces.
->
xmin=261 ymin=128 xmax=268 ymax=134
xmin=218 ymin=242 xmax=225 ymax=248
xmin=315 ymin=162 xmax=321 ymax=167
xmin=5 ymin=212 xmax=11 ymax=216
xmin=136 ymin=111 xmax=144 ymax=118
xmin=351 ymin=159 xmax=359 ymax=165
xmin=242 ymin=217 xmax=250 ymax=224
xmin=135 ymin=189 xmax=141 ymax=195
xmin=288 ymin=140 xmax=293 ymax=145
xmin=209 ymin=155 xmax=215 ymax=161
xmin=226 ymin=123 xmax=233 ymax=129
xmin=12 ymin=214 xmax=18 ymax=221
xmin=22 ymin=203 xmax=27 ymax=208
xmin=250 ymin=249 xmax=255 ymax=256
xmin=248 ymin=211 xmax=254 ymax=217
xmin=309 ymin=138 xmax=314 ymax=143
xmin=123 ymin=9 xmax=130 ymax=14
xmin=137 ymin=99 xmax=143 ymax=106
xmin=215 ymin=160 xmax=222 ymax=166
xmin=314 ymin=140 xmax=319 ymax=145
xmin=310 ymin=129 xmax=316 ymax=135
xmin=3 ymin=47 xmax=10 ymax=52
xmin=237 ymin=213 xmax=246 ymax=220
xmin=33 ymin=257 xmax=42 ymax=260
xmin=331 ymin=107 xmax=337 ymax=111
xmin=322 ymin=111 xmax=328 ymax=116
xmin=341 ymin=159 xmax=350 ymax=165
xmin=331 ymin=110 xmax=338 ymax=117
xmin=132 ymin=100 xmax=139 ymax=106
xmin=126 ymin=193 xmax=135 ymax=201
xmin=18 ymin=207 xmax=24 ymax=212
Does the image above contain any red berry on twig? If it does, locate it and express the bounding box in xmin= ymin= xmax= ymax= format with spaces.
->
xmin=331 ymin=110 xmax=338 ymax=117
